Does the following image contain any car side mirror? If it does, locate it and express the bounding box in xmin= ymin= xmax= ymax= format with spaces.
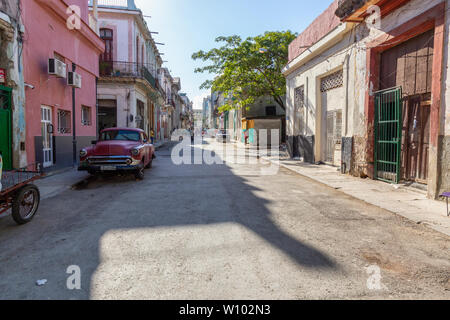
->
xmin=91 ymin=140 xmax=97 ymax=145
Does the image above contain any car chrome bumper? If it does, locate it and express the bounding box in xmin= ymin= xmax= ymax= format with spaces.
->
xmin=78 ymin=163 xmax=142 ymax=172
xmin=78 ymin=156 xmax=142 ymax=172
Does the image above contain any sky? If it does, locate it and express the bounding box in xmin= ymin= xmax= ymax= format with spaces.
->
xmin=135 ymin=0 xmax=333 ymax=109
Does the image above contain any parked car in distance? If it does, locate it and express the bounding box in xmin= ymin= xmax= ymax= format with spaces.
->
xmin=78 ymin=128 xmax=155 ymax=180
xmin=216 ymin=129 xmax=231 ymax=143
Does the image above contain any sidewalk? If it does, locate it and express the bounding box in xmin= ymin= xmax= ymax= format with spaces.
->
xmin=35 ymin=168 xmax=89 ymax=201
xmin=261 ymin=152 xmax=450 ymax=237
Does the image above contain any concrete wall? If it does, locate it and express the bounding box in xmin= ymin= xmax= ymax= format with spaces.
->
xmin=243 ymin=96 xmax=285 ymax=118
xmin=0 ymin=1 xmax=27 ymax=168
xmin=440 ymin=0 xmax=450 ymax=194
xmin=288 ymin=0 xmax=341 ymax=62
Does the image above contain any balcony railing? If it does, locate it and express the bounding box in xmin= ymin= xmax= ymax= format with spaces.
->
xmin=166 ymin=98 xmax=176 ymax=109
xmin=99 ymin=61 xmax=157 ymax=89
xmin=155 ymin=80 xmax=166 ymax=101
xmin=89 ymin=0 xmax=138 ymax=10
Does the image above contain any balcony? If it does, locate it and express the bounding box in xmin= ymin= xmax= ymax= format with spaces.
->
xmin=155 ymin=80 xmax=166 ymax=101
xmin=166 ymin=98 xmax=176 ymax=109
xmin=99 ymin=61 xmax=157 ymax=89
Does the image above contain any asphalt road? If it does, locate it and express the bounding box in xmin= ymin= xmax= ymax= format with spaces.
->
xmin=0 ymin=140 xmax=449 ymax=299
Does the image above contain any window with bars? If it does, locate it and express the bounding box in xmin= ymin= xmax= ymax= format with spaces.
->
xmin=81 ymin=106 xmax=92 ymax=126
xmin=294 ymin=85 xmax=305 ymax=110
xmin=57 ymin=110 xmax=71 ymax=134
xmin=320 ymin=70 xmax=344 ymax=92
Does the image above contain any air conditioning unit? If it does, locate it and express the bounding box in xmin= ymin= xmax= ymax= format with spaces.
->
xmin=67 ymin=72 xmax=82 ymax=88
xmin=48 ymin=58 xmax=67 ymax=78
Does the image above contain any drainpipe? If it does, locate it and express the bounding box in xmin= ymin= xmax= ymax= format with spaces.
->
xmin=305 ymin=77 xmax=309 ymax=136
xmin=72 ymin=63 xmax=77 ymax=167
xmin=344 ymin=54 xmax=350 ymax=137
xmin=95 ymin=77 xmax=98 ymax=138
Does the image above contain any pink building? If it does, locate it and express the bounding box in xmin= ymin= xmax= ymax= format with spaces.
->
xmin=22 ymin=0 xmax=104 ymax=170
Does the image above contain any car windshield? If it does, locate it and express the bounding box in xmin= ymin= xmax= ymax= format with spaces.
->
xmin=100 ymin=130 xmax=141 ymax=142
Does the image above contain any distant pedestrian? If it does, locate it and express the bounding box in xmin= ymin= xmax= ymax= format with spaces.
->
xmin=150 ymin=129 xmax=155 ymax=144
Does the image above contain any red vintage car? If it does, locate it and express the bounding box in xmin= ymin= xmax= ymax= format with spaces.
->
xmin=78 ymin=128 xmax=155 ymax=180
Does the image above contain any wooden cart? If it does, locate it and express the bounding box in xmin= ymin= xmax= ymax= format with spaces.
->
xmin=0 ymin=164 xmax=43 ymax=225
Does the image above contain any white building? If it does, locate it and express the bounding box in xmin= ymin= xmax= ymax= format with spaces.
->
xmin=89 ymin=0 xmax=164 ymax=140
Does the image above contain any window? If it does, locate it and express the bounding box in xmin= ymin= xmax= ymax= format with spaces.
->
xmin=136 ymin=100 xmax=145 ymax=130
xmin=100 ymin=130 xmax=140 ymax=142
xmin=266 ymin=106 xmax=277 ymax=116
xmin=100 ymin=29 xmax=113 ymax=62
xmin=81 ymin=106 xmax=92 ymax=126
xmin=57 ymin=110 xmax=71 ymax=134
xmin=294 ymin=85 xmax=305 ymax=110
xmin=320 ymin=70 xmax=344 ymax=92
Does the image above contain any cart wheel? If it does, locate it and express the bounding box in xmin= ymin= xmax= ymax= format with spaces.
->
xmin=12 ymin=184 xmax=40 ymax=225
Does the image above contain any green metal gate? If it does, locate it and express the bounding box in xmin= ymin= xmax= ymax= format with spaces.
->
xmin=0 ymin=86 xmax=12 ymax=171
xmin=374 ymin=87 xmax=402 ymax=184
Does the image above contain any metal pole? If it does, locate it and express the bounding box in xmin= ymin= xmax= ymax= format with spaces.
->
xmin=95 ymin=77 xmax=98 ymax=138
xmin=72 ymin=63 xmax=77 ymax=167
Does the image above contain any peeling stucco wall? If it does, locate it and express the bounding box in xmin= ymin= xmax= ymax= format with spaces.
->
xmin=440 ymin=1 xmax=450 ymax=195
xmin=0 ymin=0 xmax=27 ymax=168
xmin=438 ymin=136 xmax=450 ymax=195
xmin=285 ymin=0 xmax=449 ymax=192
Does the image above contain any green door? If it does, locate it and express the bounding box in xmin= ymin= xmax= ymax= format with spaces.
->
xmin=0 ymin=86 xmax=12 ymax=171
xmin=374 ymin=87 xmax=402 ymax=184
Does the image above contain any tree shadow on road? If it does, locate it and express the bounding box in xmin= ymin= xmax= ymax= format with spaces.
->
xmin=0 ymin=143 xmax=337 ymax=299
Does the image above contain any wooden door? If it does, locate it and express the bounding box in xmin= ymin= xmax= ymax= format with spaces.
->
xmin=402 ymin=96 xmax=430 ymax=183
xmin=100 ymin=29 xmax=113 ymax=75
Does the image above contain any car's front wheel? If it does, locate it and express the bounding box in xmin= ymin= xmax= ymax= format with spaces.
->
xmin=135 ymin=166 xmax=145 ymax=180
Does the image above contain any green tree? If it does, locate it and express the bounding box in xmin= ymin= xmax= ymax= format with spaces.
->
xmin=192 ymin=31 xmax=297 ymax=112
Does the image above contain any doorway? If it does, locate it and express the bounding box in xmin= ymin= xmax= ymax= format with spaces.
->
xmin=0 ymin=86 xmax=12 ymax=170
xmin=379 ymin=29 xmax=434 ymax=185
xmin=402 ymin=95 xmax=431 ymax=183
xmin=41 ymin=106 xmax=53 ymax=168
xmin=319 ymin=69 xmax=344 ymax=166
xmin=98 ymin=99 xmax=117 ymax=133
